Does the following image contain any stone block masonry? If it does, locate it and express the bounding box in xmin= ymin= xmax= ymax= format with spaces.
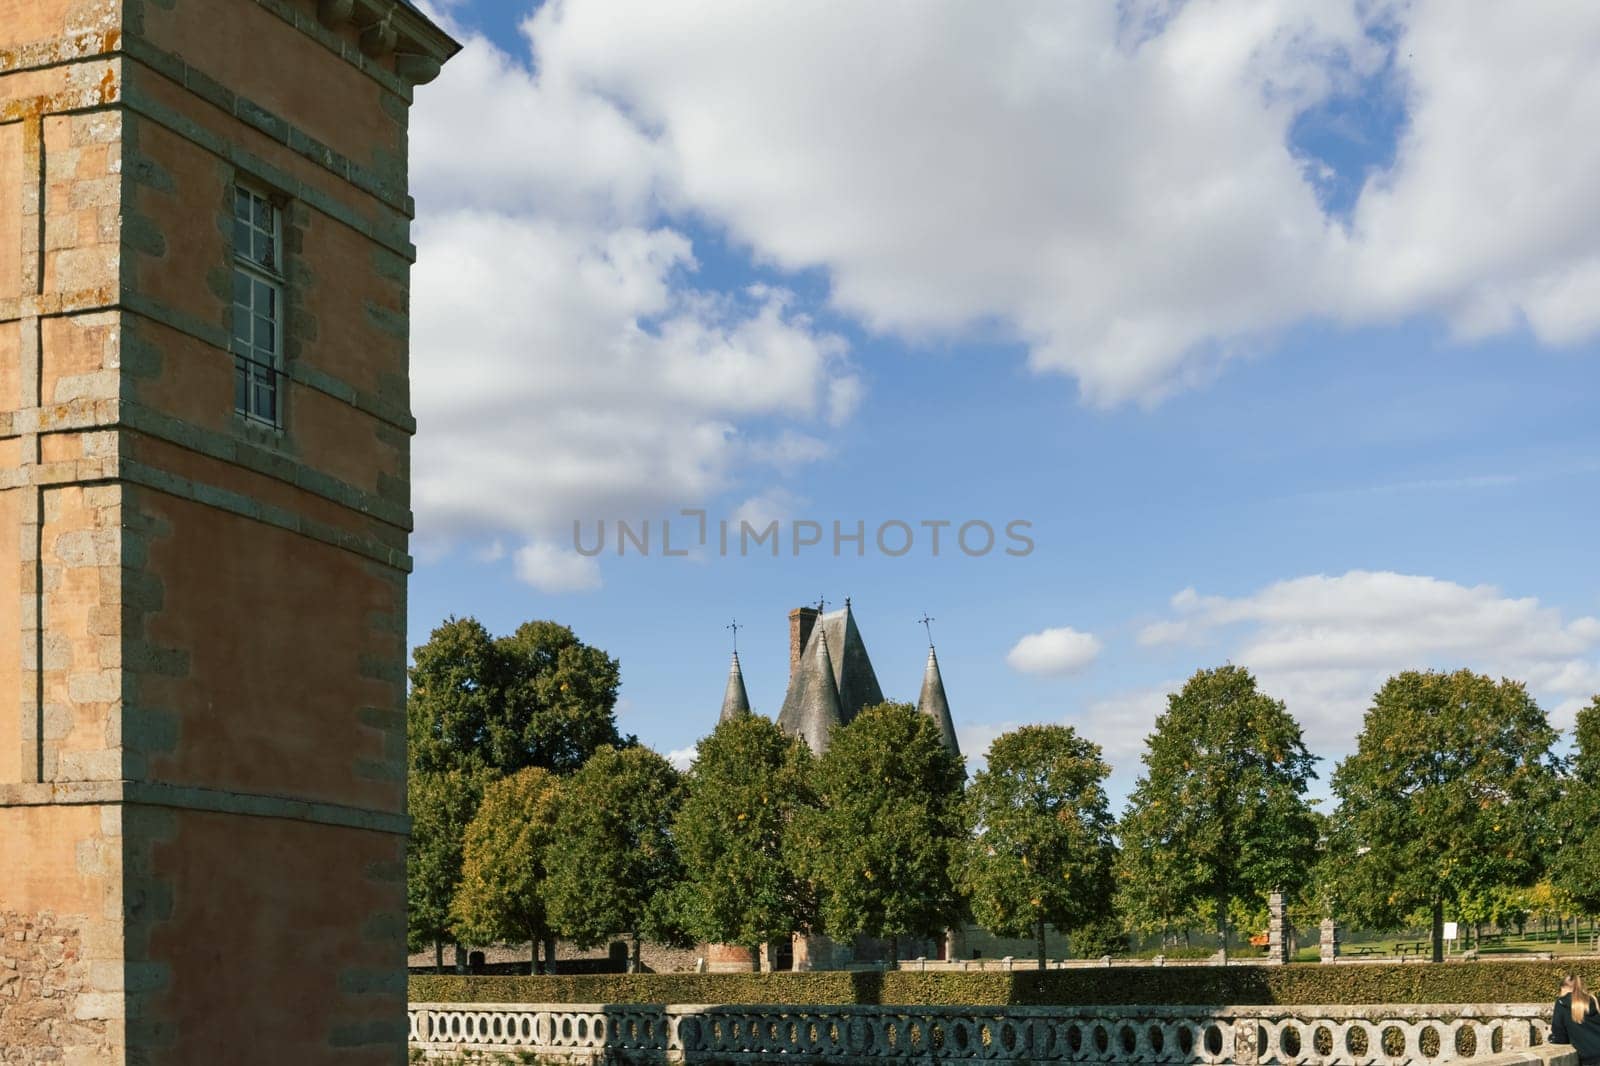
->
xmin=0 ymin=1 xmax=457 ymax=1062
xmin=0 ymin=911 xmax=109 ymax=1066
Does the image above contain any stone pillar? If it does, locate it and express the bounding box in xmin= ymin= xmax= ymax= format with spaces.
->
xmin=944 ymin=925 xmax=965 ymax=963
xmin=1266 ymin=890 xmax=1291 ymax=965
xmin=1233 ymin=1019 xmax=1261 ymax=1066
xmin=1320 ymin=918 xmax=1341 ymax=963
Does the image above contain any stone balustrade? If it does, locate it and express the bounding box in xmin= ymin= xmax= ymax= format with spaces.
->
xmin=408 ymin=1001 xmax=1556 ymax=1065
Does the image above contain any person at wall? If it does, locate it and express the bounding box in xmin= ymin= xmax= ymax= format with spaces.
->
xmin=1553 ymin=976 xmax=1600 ymax=1066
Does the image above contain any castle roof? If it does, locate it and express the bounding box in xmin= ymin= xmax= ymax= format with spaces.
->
xmin=719 ymin=651 xmax=751 ymax=722
xmin=779 ymin=623 xmax=844 ymax=755
xmin=917 ymin=646 xmax=960 ymax=757
xmin=776 ymin=603 xmax=885 ymax=752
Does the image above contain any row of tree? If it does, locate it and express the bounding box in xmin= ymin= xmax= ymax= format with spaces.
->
xmin=406 ymin=617 xmax=1600 ymax=971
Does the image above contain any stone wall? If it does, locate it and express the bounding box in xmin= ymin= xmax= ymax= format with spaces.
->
xmin=0 ymin=911 xmax=108 ymax=1066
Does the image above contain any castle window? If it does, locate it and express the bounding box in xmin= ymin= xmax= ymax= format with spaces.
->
xmin=231 ymin=184 xmax=283 ymax=426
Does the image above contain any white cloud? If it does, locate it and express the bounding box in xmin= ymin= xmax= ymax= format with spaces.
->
xmin=1139 ymin=570 xmax=1600 ymax=754
xmin=405 ymin=2 xmax=1600 ymax=580
xmin=512 ymin=540 xmax=603 ymax=593
xmin=954 ymin=721 xmax=1011 ymax=772
xmin=666 ymin=746 xmax=697 ymax=771
xmin=729 ymin=489 xmax=804 ymax=533
xmin=407 ymin=23 xmax=857 ymax=585
xmin=1344 ymin=4 xmax=1600 ymax=344
xmin=513 ymin=0 xmax=1600 ymax=407
xmin=1005 ymin=626 xmax=1104 ymax=677
xmin=1076 ymin=684 xmax=1179 ymax=769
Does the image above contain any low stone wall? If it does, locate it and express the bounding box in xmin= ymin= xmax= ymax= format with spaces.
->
xmin=408 ymin=1000 xmax=1562 ymax=1065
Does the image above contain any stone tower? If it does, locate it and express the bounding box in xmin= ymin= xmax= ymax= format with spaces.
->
xmin=0 ymin=2 xmax=456 ymax=1063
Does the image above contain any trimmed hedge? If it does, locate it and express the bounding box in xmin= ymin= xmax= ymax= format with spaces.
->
xmin=410 ymin=962 xmax=1600 ymax=1008
xmin=409 ymin=972 xmax=871 ymax=1007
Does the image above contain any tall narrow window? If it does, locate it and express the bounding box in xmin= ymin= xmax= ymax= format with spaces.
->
xmin=231 ymin=185 xmax=283 ymax=426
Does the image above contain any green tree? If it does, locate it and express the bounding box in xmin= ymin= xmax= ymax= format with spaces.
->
xmin=451 ymin=768 xmax=562 ymax=973
xmin=956 ymin=725 xmax=1117 ymax=969
xmin=1327 ymin=669 xmax=1561 ymax=962
xmin=545 ymin=745 xmax=685 ymax=970
xmin=406 ymin=617 xmax=499 ymax=775
xmin=1552 ymin=696 xmax=1600 ymax=915
xmin=1113 ymin=812 xmax=1204 ymax=948
xmin=407 ymin=768 xmax=489 ymax=969
xmin=408 ymin=616 xmax=626 ymax=777
xmin=674 ymin=715 xmax=816 ymax=969
xmin=1116 ymin=666 xmax=1320 ymax=960
xmin=789 ymin=702 xmax=966 ymax=963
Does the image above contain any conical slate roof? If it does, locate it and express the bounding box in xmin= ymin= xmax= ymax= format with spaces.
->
xmin=916 ymin=646 xmax=960 ymax=758
xmin=719 ymin=651 xmax=751 ymax=723
xmin=777 ymin=625 xmax=844 ymax=755
xmin=777 ymin=603 xmax=884 ymax=741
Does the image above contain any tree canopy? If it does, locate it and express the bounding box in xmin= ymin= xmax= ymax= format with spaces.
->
xmin=1116 ymin=665 xmax=1320 ymax=958
xmin=451 ymin=767 xmax=562 ymax=972
xmin=674 ymin=714 xmax=816 ymax=967
xmin=545 ymin=745 xmax=686 ymax=969
xmin=408 ymin=617 xmax=626 ymax=777
xmin=1326 ymin=669 xmax=1561 ymax=962
xmin=1552 ymin=696 xmax=1600 ymax=914
xmin=957 ymin=724 xmax=1117 ymax=968
xmin=406 ymin=768 xmax=489 ymax=961
xmin=789 ymin=701 xmax=966 ymax=961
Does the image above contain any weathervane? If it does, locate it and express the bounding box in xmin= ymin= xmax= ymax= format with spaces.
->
xmin=919 ymin=612 xmax=936 ymax=648
xmin=817 ymin=595 xmax=828 ymax=614
xmin=726 ymin=618 xmax=740 ymax=654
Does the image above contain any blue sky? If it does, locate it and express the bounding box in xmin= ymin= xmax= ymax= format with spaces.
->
xmin=406 ymin=1 xmax=1600 ymax=802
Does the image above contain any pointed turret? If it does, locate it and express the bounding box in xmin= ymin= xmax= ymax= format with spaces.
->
xmin=779 ymin=626 xmax=843 ymax=755
xmin=719 ymin=651 xmax=751 ymax=723
xmin=831 ymin=599 xmax=885 ymax=721
xmin=917 ymin=646 xmax=960 ymax=758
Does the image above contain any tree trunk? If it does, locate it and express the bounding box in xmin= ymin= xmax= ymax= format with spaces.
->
xmin=531 ymin=939 xmax=538 ymax=976
xmin=454 ymin=942 xmax=467 ymax=974
xmin=629 ymin=933 xmax=641 ymax=974
xmin=435 ymin=940 xmax=444 ymax=974
xmin=1037 ymin=918 xmax=1048 ymax=971
xmin=751 ymin=944 xmax=762 ymax=973
xmin=1216 ymin=892 xmax=1230 ymax=964
xmin=888 ymin=936 xmax=899 ymax=967
xmin=544 ymin=935 xmax=558 ymax=976
xmin=1431 ymin=898 xmax=1444 ymax=963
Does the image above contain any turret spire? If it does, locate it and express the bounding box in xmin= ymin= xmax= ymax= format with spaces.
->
xmin=782 ymin=624 xmax=842 ymax=755
xmin=720 ymin=650 xmax=751 ymax=722
xmin=917 ymin=645 xmax=960 ymax=758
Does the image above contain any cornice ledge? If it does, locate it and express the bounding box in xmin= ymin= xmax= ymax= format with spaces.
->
xmin=316 ymin=0 xmax=461 ymax=85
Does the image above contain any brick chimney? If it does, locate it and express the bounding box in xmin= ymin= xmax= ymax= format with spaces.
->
xmin=788 ymin=606 xmax=820 ymax=680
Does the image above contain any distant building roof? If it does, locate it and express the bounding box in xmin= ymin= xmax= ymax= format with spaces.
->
xmin=776 ymin=602 xmax=885 ymax=753
xmin=917 ymin=646 xmax=960 ymax=757
xmin=778 ymin=622 xmax=844 ymax=755
xmin=719 ymin=651 xmax=751 ymax=723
